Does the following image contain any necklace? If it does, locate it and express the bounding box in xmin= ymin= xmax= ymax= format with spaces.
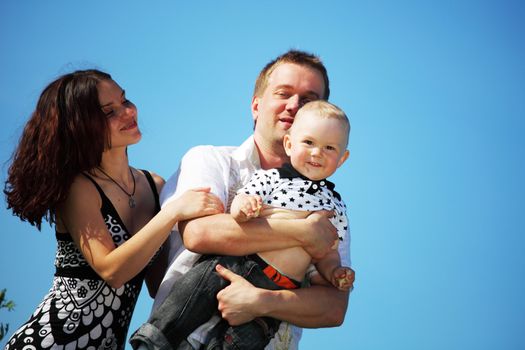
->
xmin=97 ymin=166 xmax=136 ymax=208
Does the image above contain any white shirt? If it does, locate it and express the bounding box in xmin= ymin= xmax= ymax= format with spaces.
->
xmin=154 ymin=136 xmax=351 ymax=350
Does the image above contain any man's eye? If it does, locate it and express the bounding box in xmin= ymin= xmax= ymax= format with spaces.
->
xmin=300 ymin=98 xmax=312 ymax=106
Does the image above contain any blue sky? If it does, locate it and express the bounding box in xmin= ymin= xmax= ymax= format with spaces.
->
xmin=1 ymin=1 xmax=524 ymax=349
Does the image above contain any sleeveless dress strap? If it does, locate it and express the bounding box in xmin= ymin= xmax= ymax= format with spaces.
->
xmin=82 ymin=172 xmax=112 ymax=204
xmin=140 ymin=169 xmax=161 ymax=212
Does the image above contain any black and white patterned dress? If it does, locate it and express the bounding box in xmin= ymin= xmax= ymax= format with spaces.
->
xmin=4 ymin=170 xmax=160 ymax=350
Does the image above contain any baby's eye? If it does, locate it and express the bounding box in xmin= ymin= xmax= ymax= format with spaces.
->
xmin=302 ymin=140 xmax=313 ymax=145
xmin=326 ymin=145 xmax=336 ymax=151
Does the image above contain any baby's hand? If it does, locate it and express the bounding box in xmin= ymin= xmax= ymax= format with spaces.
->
xmin=331 ymin=266 xmax=355 ymax=291
xmin=230 ymin=194 xmax=262 ymax=222
xmin=240 ymin=195 xmax=262 ymax=218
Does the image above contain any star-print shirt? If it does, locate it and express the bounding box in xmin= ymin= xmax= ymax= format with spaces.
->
xmin=239 ymin=163 xmax=349 ymax=247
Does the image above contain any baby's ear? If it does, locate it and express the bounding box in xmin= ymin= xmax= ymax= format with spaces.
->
xmin=283 ymin=134 xmax=293 ymax=157
xmin=337 ymin=149 xmax=350 ymax=167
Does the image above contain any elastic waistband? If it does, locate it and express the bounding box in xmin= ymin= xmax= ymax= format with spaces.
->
xmin=55 ymin=265 xmax=102 ymax=280
xmin=247 ymin=254 xmax=301 ymax=289
xmin=55 ymin=266 xmax=146 ymax=285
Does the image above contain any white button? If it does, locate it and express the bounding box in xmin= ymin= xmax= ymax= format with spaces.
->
xmin=312 ymin=184 xmax=318 ymax=190
xmin=320 ymin=181 xmax=325 ymax=186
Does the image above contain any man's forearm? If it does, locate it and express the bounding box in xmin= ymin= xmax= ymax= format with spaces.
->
xmin=257 ymin=285 xmax=349 ymax=327
xmin=179 ymin=214 xmax=305 ymax=255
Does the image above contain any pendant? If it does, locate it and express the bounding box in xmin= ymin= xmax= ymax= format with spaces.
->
xmin=129 ymin=196 xmax=136 ymax=208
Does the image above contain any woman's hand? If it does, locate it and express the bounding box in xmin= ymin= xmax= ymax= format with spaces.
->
xmin=165 ymin=187 xmax=224 ymax=222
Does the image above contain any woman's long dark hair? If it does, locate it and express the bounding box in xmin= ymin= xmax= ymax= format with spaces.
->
xmin=4 ymin=69 xmax=112 ymax=230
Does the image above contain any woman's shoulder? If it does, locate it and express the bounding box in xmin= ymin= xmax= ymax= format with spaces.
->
xmin=56 ymin=173 xmax=103 ymax=226
xmin=66 ymin=173 xmax=103 ymax=205
xmin=136 ymin=168 xmax=165 ymax=193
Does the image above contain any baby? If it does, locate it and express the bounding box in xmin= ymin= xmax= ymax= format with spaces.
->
xmin=230 ymin=99 xmax=353 ymax=291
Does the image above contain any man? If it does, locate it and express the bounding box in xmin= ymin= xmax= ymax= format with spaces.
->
xmin=140 ymin=50 xmax=353 ymax=350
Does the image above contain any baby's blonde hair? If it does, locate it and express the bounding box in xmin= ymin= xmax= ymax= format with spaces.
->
xmin=293 ymin=100 xmax=350 ymax=145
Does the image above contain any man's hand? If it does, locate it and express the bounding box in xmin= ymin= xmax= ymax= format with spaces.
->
xmin=215 ymin=264 xmax=262 ymax=326
xmin=302 ymin=211 xmax=339 ymax=260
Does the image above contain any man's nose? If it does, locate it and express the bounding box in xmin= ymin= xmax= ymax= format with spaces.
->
xmin=285 ymin=95 xmax=300 ymax=115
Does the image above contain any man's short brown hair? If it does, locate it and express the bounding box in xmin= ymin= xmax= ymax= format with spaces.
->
xmin=253 ymin=50 xmax=330 ymax=100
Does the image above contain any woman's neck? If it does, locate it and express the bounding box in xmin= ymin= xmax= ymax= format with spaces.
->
xmin=97 ymin=148 xmax=130 ymax=179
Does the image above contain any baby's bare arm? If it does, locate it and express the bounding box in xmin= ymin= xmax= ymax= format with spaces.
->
xmin=315 ymin=249 xmax=355 ymax=291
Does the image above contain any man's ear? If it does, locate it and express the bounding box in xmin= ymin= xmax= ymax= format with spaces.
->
xmin=337 ymin=149 xmax=350 ymax=167
xmin=283 ymin=134 xmax=293 ymax=157
xmin=251 ymin=96 xmax=259 ymax=122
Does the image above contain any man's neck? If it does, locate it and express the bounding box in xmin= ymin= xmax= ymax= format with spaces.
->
xmin=254 ymin=137 xmax=289 ymax=170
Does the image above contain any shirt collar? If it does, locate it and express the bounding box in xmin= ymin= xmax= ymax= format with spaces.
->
xmin=277 ymin=163 xmax=341 ymax=200
xmin=232 ymin=135 xmax=261 ymax=169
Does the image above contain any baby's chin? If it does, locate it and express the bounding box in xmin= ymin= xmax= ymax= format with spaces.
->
xmin=295 ymin=167 xmax=324 ymax=181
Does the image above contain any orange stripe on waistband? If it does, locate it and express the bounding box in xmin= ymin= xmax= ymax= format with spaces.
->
xmin=262 ymin=265 xmax=300 ymax=289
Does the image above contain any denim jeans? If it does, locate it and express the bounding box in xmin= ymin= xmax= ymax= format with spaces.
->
xmin=130 ymin=255 xmax=284 ymax=350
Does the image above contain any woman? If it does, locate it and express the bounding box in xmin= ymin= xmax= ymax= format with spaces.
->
xmin=3 ymin=69 xmax=224 ymax=349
